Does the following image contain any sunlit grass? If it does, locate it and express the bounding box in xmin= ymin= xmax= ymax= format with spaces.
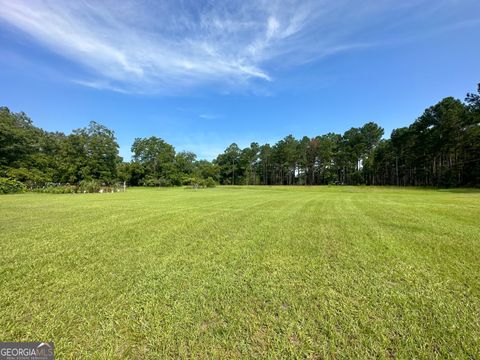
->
xmin=1 ymin=186 xmax=479 ymax=358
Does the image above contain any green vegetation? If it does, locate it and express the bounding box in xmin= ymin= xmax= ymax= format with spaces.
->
xmin=214 ymin=87 xmax=480 ymax=187
xmin=0 ymin=178 xmax=25 ymax=194
xmin=0 ymin=109 xmax=220 ymax=189
xmin=1 ymin=83 xmax=479 ymax=190
xmin=1 ymin=186 xmax=479 ymax=358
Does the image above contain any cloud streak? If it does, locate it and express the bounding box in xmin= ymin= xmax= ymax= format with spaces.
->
xmin=0 ymin=0 xmax=473 ymax=94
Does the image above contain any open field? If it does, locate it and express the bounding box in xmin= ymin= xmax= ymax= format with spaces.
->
xmin=1 ymin=186 xmax=479 ymax=358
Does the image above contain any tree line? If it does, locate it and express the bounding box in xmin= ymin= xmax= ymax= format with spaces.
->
xmin=1 ymin=83 xmax=479 ymax=189
xmin=0 ymin=108 xmax=218 ymax=188
xmin=214 ymin=84 xmax=480 ymax=187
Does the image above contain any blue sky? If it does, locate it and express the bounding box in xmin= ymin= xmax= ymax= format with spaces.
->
xmin=0 ymin=0 xmax=479 ymax=160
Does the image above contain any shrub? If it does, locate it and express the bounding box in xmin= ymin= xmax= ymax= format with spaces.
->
xmin=187 ymin=177 xmax=202 ymax=189
xmin=158 ymin=178 xmax=173 ymax=187
xmin=101 ymin=184 xmax=121 ymax=193
xmin=142 ymin=178 xmax=156 ymax=187
xmin=187 ymin=177 xmax=216 ymax=189
xmin=205 ymin=177 xmax=216 ymax=188
xmin=32 ymin=182 xmax=121 ymax=194
xmin=181 ymin=175 xmax=193 ymax=186
xmin=34 ymin=185 xmax=77 ymax=194
xmin=142 ymin=177 xmax=173 ymax=187
xmin=0 ymin=178 xmax=26 ymax=194
xmin=78 ymin=180 xmax=101 ymax=193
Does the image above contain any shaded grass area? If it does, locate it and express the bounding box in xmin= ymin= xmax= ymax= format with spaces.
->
xmin=1 ymin=186 xmax=479 ymax=358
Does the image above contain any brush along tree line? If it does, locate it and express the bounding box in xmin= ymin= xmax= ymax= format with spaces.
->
xmin=1 ymin=84 xmax=479 ymax=193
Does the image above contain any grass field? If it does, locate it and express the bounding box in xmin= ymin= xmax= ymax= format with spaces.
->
xmin=1 ymin=186 xmax=479 ymax=358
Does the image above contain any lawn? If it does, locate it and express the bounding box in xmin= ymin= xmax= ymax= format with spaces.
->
xmin=0 ymin=186 xmax=479 ymax=358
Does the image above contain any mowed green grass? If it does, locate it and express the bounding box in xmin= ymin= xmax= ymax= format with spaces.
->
xmin=1 ymin=187 xmax=479 ymax=359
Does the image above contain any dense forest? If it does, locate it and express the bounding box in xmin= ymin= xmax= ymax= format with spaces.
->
xmin=1 ymin=84 xmax=479 ymax=191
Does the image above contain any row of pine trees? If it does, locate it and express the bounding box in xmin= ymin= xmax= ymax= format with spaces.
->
xmin=214 ymin=85 xmax=480 ymax=187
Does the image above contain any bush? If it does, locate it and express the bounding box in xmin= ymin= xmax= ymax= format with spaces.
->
xmin=158 ymin=178 xmax=173 ymax=187
xmin=34 ymin=185 xmax=77 ymax=194
xmin=181 ymin=175 xmax=193 ymax=186
xmin=205 ymin=177 xmax=216 ymax=188
xmin=78 ymin=180 xmax=101 ymax=193
xmin=187 ymin=177 xmax=216 ymax=189
xmin=0 ymin=178 xmax=26 ymax=194
xmin=101 ymin=184 xmax=121 ymax=193
xmin=187 ymin=177 xmax=202 ymax=189
xmin=32 ymin=182 xmax=121 ymax=194
xmin=142 ymin=177 xmax=159 ymax=187
xmin=142 ymin=177 xmax=173 ymax=187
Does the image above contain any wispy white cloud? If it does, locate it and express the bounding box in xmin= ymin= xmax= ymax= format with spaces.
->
xmin=71 ymin=79 xmax=133 ymax=94
xmin=0 ymin=0 xmax=475 ymax=94
xmin=199 ymin=114 xmax=220 ymax=120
